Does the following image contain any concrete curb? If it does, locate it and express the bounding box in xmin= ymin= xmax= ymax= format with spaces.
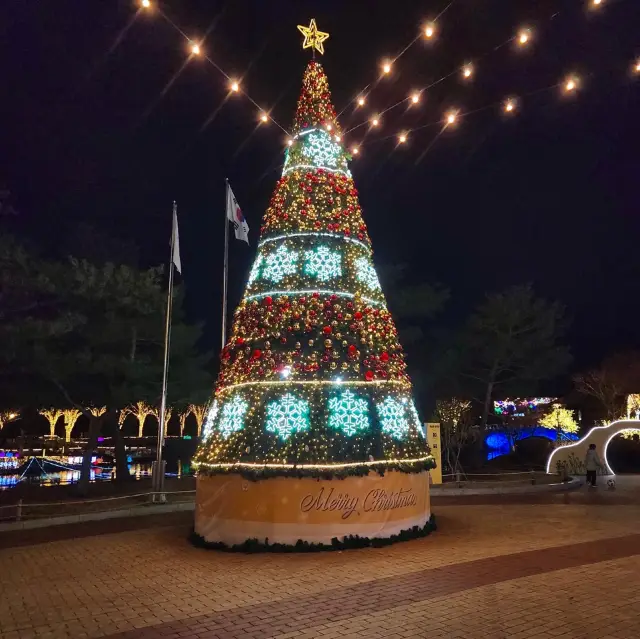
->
xmin=0 ymin=500 xmax=195 ymax=532
xmin=431 ymin=476 xmax=584 ymax=496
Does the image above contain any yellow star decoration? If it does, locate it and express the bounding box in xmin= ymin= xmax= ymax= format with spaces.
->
xmin=297 ymin=19 xmax=330 ymax=56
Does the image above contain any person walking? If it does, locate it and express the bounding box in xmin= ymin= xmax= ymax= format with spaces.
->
xmin=585 ymin=443 xmax=603 ymax=487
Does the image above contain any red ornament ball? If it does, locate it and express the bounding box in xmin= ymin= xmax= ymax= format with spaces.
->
xmin=253 ymin=349 xmax=262 ymax=359
xmin=354 ymin=311 xmax=363 ymax=320
xmin=323 ymin=326 xmax=332 ymax=334
xmin=264 ymin=296 xmax=273 ymax=306
xmin=365 ymin=370 xmax=374 ymax=381
xmin=380 ymin=352 xmax=389 ymax=362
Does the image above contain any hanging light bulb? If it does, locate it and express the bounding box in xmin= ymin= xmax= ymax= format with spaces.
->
xmin=382 ymin=60 xmax=392 ymax=75
xmin=371 ymin=117 xmax=380 ymax=127
xmin=517 ymin=28 xmax=532 ymax=46
xmin=325 ymin=123 xmax=332 ymax=131
xmin=563 ymin=74 xmax=579 ymax=92
xmin=260 ymin=112 xmax=269 ymax=123
xmin=591 ymin=0 xmax=603 ymax=7
xmin=287 ymin=139 xmax=294 ymax=147
xmin=334 ymin=134 xmax=342 ymax=142
xmin=410 ymin=92 xmax=421 ymax=104
xmin=398 ymin=132 xmax=407 ymax=144
xmin=634 ymin=59 xmax=640 ymax=74
xmin=503 ymin=98 xmax=516 ymax=113
xmin=141 ymin=0 xmax=151 ymax=8
xmin=462 ymin=63 xmax=474 ymax=79
xmin=357 ymin=96 xmax=366 ymax=107
xmin=424 ymin=23 xmax=436 ymax=39
xmin=445 ymin=110 xmax=458 ymax=125
xmin=230 ymin=80 xmax=240 ymax=92
xmin=190 ymin=42 xmax=201 ymax=56
xmin=351 ymin=146 xmax=360 ymax=155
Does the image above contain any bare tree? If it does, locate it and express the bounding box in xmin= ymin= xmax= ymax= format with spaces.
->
xmin=435 ymin=398 xmax=475 ymax=476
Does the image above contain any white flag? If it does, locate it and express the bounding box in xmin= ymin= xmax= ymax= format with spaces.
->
xmin=172 ymin=209 xmax=182 ymax=273
xmin=226 ymin=182 xmax=249 ymax=244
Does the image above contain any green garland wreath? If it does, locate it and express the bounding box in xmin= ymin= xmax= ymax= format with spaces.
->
xmin=196 ymin=457 xmax=436 ymax=482
xmin=190 ymin=513 xmax=436 ymax=552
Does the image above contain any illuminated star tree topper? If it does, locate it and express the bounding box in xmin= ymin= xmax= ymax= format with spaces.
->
xmin=297 ymin=19 xmax=330 ymax=56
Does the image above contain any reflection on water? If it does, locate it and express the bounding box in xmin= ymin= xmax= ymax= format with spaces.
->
xmin=0 ymin=461 xmax=191 ymax=491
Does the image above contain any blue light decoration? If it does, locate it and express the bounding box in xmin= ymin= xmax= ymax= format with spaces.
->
xmin=376 ymin=397 xmax=409 ymax=439
xmin=262 ymin=245 xmax=299 ymax=282
xmin=355 ymin=257 xmax=381 ymax=291
xmin=248 ymin=255 xmax=264 ymax=285
xmin=304 ymin=246 xmax=342 ymax=281
xmin=328 ymin=390 xmax=369 ymax=436
xmin=484 ymin=426 xmax=580 ymax=460
xmin=218 ymin=396 xmax=249 ymax=439
xmin=201 ymin=400 xmax=219 ymax=441
xmin=265 ymin=393 xmax=310 ymax=440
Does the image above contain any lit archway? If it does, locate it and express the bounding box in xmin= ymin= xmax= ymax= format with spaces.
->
xmin=546 ymin=419 xmax=640 ymax=475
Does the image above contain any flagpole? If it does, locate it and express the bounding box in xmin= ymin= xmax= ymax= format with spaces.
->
xmin=153 ymin=201 xmax=176 ymax=503
xmin=222 ymin=179 xmax=230 ymax=350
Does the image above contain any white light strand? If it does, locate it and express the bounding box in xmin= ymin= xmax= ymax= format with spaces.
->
xmin=244 ymin=288 xmax=386 ymax=307
xmin=216 ymin=378 xmax=409 ymax=396
xmin=258 ymin=232 xmax=371 ymax=253
xmin=193 ymin=455 xmax=433 ymax=470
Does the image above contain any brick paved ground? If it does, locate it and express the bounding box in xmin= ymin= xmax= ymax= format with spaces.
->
xmin=3 ymin=481 xmax=640 ymax=639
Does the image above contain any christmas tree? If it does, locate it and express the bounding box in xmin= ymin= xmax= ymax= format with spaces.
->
xmin=194 ymin=56 xmax=434 ymax=480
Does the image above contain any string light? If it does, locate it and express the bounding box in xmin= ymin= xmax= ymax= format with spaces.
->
xmin=357 ymin=96 xmax=366 ymax=107
xmin=287 ymin=138 xmax=294 ymax=146
xmin=352 ymin=145 xmax=360 ymax=155
xmin=634 ymin=59 xmax=640 ymax=74
xmin=229 ymin=80 xmax=240 ymax=92
xmin=325 ymin=123 xmax=333 ymax=131
xmin=445 ymin=110 xmax=458 ymax=125
xmin=334 ymin=134 xmax=342 ymax=142
xmin=382 ymin=61 xmax=392 ymax=75
xmin=517 ymin=28 xmax=532 ymax=46
xmin=190 ymin=42 xmax=201 ymax=56
xmin=563 ymin=74 xmax=579 ymax=92
xmin=260 ymin=112 xmax=269 ymax=123
xmin=503 ymin=98 xmax=516 ymax=113
xmin=141 ymin=0 xmax=151 ymax=8
xmin=424 ymin=23 xmax=436 ymax=39
xmin=398 ymin=132 xmax=407 ymax=144
xmin=462 ymin=63 xmax=474 ymax=80
xmin=591 ymin=0 xmax=603 ymax=7
xmin=371 ymin=116 xmax=380 ymax=127
xmin=410 ymin=92 xmax=421 ymax=104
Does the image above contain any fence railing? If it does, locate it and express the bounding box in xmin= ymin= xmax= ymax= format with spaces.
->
xmin=439 ymin=470 xmax=554 ymax=487
xmin=0 ymin=490 xmax=195 ymax=524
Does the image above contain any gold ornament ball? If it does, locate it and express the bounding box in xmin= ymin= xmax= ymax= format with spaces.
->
xmin=342 ymin=340 xmax=348 ymax=347
xmin=308 ymin=339 xmax=315 ymax=346
xmin=330 ymin=362 xmax=337 ymax=370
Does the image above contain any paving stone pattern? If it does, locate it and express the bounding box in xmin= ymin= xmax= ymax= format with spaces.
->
xmin=2 ymin=497 xmax=640 ymax=639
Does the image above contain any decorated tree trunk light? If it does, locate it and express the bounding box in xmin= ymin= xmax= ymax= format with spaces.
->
xmin=194 ymin=22 xmax=435 ymax=549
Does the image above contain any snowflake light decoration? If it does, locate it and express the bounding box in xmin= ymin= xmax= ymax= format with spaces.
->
xmin=262 ymin=245 xmax=299 ymax=282
xmin=355 ymin=257 xmax=381 ymax=291
xmin=409 ymin=400 xmax=426 ymax=438
xmin=304 ymin=246 xmax=342 ymax=281
xmin=201 ymin=400 xmax=219 ymax=441
xmin=302 ymin=130 xmax=342 ymax=168
xmin=377 ymin=397 xmax=409 ymax=439
xmin=248 ymin=255 xmax=263 ymax=285
xmin=265 ymin=393 xmax=310 ymax=440
xmin=218 ymin=395 xmax=249 ymax=439
xmin=328 ymin=390 xmax=369 ymax=437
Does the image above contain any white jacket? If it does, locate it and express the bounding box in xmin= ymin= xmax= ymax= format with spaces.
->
xmin=585 ymin=449 xmax=602 ymax=471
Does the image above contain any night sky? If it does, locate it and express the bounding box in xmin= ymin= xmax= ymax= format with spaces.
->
xmin=2 ymin=0 xmax=639 ymax=372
